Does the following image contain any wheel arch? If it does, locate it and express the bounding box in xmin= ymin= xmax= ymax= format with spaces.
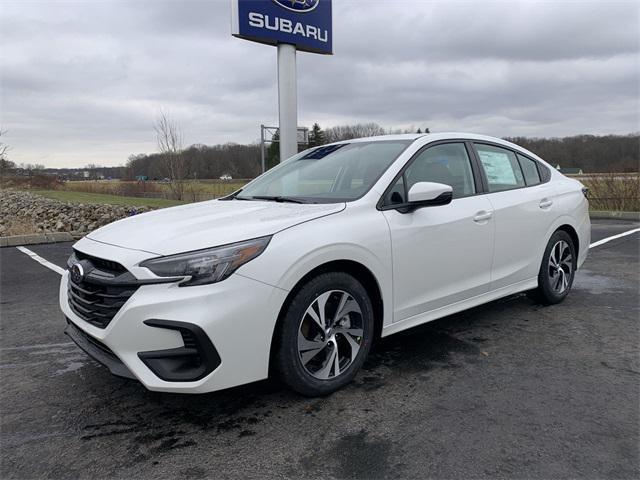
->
xmin=556 ymin=224 xmax=580 ymax=260
xmin=540 ymin=216 xmax=582 ymax=267
xmin=268 ymin=259 xmax=384 ymax=374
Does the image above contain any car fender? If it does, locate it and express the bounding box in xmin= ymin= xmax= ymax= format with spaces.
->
xmin=539 ymin=213 xmax=588 ymax=269
xmin=237 ymin=206 xmax=394 ymax=328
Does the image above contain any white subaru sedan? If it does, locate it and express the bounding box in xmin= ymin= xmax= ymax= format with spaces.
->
xmin=60 ymin=133 xmax=590 ymax=396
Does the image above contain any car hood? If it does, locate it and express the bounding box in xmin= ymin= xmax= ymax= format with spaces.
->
xmin=87 ymin=199 xmax=346 ymax=256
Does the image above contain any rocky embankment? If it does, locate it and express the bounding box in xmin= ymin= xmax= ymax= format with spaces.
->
xmin=0 ymin=190 xmax=152 ymax=237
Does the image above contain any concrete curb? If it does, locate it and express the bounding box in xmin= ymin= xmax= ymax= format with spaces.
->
xmin=0 ymin=232 xmax=76 ymax=248
xmin=589 ymin=211 xmax=640 ymax=221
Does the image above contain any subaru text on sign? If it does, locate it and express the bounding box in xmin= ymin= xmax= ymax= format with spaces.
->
xmin=231 ymin=0 xmax=333 ymax=54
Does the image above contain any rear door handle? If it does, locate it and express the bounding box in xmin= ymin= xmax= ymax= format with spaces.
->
xmin=539 ymin=198 xmax=553 ymax=209
xmin=473 ymin=211 xmax=493 ymax=223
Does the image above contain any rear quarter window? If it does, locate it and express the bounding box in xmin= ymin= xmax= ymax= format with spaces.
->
xmin=538 ymin=163 xmax=552 ymax=182
xmin=517 ymin=154 xmax=542 ymax=186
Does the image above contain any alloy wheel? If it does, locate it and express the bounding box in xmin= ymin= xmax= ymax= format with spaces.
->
xmin=297 ymin=290 xmax=364 ymax=380
xmin=548 ymin=240 xmax=573 ymax=294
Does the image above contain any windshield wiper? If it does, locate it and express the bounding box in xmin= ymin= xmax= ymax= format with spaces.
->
xmin=219 ymin=189 xmax=243 ymax=201
xmin=248 ymin=195 xmax=309 ymax=204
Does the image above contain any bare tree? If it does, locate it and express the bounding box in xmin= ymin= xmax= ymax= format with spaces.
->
xmin=0 ymin=129 xmax=9 ymax=161
xmin=0 ymin=129 xmax=15 ymax=182
xmin=324 ymin=123 xmax=387 ymax=143
xmin=155 ymin=111 xmax=187 ymax=200
xmin=85 ymin=163 xmax=104 ymax=180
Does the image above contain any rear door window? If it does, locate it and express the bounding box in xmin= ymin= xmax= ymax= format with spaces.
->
xmin=475 ymin=144 xmax=525 ymax=192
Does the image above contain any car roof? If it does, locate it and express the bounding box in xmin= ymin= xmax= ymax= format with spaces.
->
xmin=325 ymin=133 xmax=424 ymax=144
xmin=326 ymin=132 xmax=547 ymax=164
xmin=328 ymin=132 xmax=515 ymax=145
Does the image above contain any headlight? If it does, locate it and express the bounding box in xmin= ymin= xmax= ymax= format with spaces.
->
xmin=139 ymin=236 xmax=271 ymax=287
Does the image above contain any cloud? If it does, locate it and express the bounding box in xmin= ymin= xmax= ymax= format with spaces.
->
xmin=1 ymin=0 xmax=638 ymax=167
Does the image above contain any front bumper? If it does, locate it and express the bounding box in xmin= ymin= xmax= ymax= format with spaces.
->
xmin=64 ymin=318 xmax=135 ymax=380
xmin=60 ymin=270 xmax=288 ymax=393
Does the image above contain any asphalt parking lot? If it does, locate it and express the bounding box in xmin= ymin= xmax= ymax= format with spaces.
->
xmin=1 ymin=219 xmax=638 ymax=480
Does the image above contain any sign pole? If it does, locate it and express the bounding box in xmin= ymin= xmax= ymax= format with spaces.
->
xmin=277 ymin=43 xmax=297 ymax=162
xmin=232 ymin=0 xmax=332 ymax=164
xmin=260 ymin=124 xmax=266 ymax=173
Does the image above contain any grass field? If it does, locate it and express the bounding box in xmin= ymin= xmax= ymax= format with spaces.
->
xmin=35 ymin=190 xmax=185 ymax=208
xmin=579 ymin=174 xmax=639 ymax=212
xmin=61 ymin=180 xmax=248 ymax=200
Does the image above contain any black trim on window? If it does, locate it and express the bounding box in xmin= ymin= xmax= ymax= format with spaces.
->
xmin=466 ymin=140 xmax=489 ymax=194
xmin=377 ymin=138 xmax=553 ymax=209
xmin=377 ymin=139 xmax=482 ymax=210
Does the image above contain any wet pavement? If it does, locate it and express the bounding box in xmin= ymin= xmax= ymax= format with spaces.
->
xmin=1 ymin=219 xmax=638 ymax=479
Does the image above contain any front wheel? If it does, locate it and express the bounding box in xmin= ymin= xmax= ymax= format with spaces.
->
xmin=531 ymin=230 xmax=577 ymax=305
xmin=273 ymin=272 xmax=374 ymax=396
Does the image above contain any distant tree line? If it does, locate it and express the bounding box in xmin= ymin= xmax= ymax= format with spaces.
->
xmin=2 ymin=124 xmax=637 ymax=185
xmin=506 ymin=134 xmax=639 ymax=173
xmin=125 ymin=143 xmax=262 ymax=181
xmin=7 ymin=164 xmax=126 ymax=180
xmin=74 ymin=129 xmax=640 ymax=180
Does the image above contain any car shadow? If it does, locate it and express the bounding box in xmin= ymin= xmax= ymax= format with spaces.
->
xmin=73 ymin=292 xmax=544 ymax=448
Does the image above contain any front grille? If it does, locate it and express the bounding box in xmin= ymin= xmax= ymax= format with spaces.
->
xmin=67 ymin=254 xmax=139 ymax=329
xmin=74 ymin=250 xmax=126 ymax=273
xmin=68 ymin=279 xmax=137 ymax=328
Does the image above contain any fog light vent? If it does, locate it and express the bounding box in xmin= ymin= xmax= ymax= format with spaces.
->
xmin=138 ymin=319 xmax=221 ymax=382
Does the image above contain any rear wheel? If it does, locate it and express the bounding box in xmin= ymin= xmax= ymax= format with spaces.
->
xmin=274 ymin=272 xmax=374 ymax=396
xmin=531 ymin=230 xmax=576 ymax=305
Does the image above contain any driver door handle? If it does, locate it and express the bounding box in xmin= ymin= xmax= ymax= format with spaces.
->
xmin=473 ymin=211 xmax=493 ymax=223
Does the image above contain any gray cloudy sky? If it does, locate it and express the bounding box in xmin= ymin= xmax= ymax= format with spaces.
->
xmin=1 ymin=0 xmax=638 ymax=167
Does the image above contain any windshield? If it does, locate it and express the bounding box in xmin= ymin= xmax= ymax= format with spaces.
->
xmin=236 ymin=140 xmax=411 ymax=203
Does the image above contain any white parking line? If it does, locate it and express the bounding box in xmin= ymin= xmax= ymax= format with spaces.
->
xmin=15 ymin=246 xmax=65 ymax=275
xmin=589 ymin=228 xmax=640 ymax=249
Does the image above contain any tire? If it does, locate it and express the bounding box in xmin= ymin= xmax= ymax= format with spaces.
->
xmin=273 ymin=272 xmax=375 ymax=397
xmin=530 ymin=230 xmax=577 ymax=305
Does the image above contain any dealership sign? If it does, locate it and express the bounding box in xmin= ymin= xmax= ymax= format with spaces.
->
xmin=231 ymin=0 xmax=333 ymax=55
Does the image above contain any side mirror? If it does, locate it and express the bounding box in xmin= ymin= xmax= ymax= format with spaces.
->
xmin=406 ymin=182 xmax=453 ymax=210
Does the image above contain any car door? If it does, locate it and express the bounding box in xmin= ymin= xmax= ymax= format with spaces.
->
xmin=381 ymin=141 xmax=495 ymax=323
xmin=472 ymin=143 xmax=557 ymax=290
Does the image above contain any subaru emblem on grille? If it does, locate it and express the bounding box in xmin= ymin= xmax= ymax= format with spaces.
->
xmin=70 ymin=263 xmax=84 ymax=284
